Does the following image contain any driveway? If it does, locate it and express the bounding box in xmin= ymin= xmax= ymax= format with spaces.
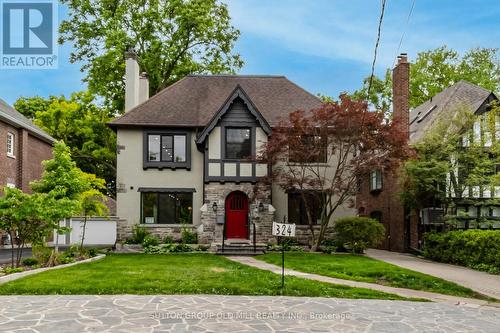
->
xmin=0 ymin=295 xmax=499 ymax=333
xmin=366 ymin=249 xmax=500 ymax=300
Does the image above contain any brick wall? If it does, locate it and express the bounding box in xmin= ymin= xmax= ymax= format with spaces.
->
xmin=355 ymin=53 xmax=418 ymax=252
xmin=0 ymin=121 xmax=52 ymax=193
xmin=0 ymin=121 xmax=18 ymax=189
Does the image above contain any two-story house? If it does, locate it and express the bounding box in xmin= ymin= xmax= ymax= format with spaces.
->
xmin=109 ymin=51 xmax=355 ymax=249
xmin=0 ymin=98 xmax=54 ymax=192
xmin=357 ymin=54 xmax=500 ymax=252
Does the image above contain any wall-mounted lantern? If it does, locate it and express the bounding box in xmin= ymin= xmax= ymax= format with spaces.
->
xmin=212 ymin=202 xmax=218 ymax=213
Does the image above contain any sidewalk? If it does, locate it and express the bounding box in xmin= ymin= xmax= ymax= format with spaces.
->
xmin=226 ymin=256 xmax=500 ymax=309
xmin=366 ymin=248 xmax=500 ymax=300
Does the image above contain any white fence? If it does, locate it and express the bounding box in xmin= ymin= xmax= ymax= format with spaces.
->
xmin=55 ymin=217 xmax=117 ymax=246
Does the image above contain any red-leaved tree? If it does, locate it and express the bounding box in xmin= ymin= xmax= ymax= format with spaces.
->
xmin=261 ymin=94 xmax=410 ymax=251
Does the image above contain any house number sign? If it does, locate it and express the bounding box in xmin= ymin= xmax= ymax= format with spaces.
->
xmin=272 ymin=222 xmax=296 ymax=237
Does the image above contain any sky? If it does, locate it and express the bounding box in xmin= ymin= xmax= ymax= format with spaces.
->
xmin=1 ymin=0 xmax=499 ymax=105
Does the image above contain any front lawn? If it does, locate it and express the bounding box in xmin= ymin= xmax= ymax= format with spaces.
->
xmin=0 ymin=253 xmax=412 ymax=300
xmin=257 ymin=252 xmax=488 ymax=300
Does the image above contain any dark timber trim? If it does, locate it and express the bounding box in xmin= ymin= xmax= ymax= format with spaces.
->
xmin=196 ymin=85 xmax=271 ymax=145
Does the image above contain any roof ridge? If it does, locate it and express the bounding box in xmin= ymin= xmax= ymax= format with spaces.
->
xmin=186 ymin=74 xmax=286 ymax=78
xmin=281 ymin=76 xmax=324 ymax=104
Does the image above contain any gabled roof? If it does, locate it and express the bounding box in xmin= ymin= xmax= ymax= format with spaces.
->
xmin=196 ymin=85 xmax=272 ymax=144
xmin=0 ymin=98 xmax=54 ymax=144
xmin=409 ymin=80 xmax=498 ymax=143
xmin=109 ymin=75 xmax=322 ymax=128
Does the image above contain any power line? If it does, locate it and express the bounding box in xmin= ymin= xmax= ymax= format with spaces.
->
xmin=393 ymin=0 xmax=416 ymax=66
xmin=367 ymin=0 xmax=387 ymax=98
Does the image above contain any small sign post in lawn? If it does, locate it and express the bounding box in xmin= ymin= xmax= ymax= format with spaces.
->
xmin=272 ymin=218 xmax=296 ymax=289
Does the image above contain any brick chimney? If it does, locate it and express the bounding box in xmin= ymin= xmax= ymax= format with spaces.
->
xmin=392 ymin=53 xmax=410 ymax=140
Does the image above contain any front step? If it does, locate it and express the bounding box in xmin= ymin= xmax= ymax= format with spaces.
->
xmin=214 ymin=242 xmax=267 ymax=256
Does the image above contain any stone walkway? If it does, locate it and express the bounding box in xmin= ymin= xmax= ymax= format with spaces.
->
xmin=0 ymin=295 xmax=499 ymax=333
xmin=366 ymin=249 xmax=500 ymax=300
xmin=227 ymin=256 xmax=500 ymax=308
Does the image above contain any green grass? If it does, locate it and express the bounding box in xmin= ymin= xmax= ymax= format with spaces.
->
xmin=0 ymin=253 xmax=415 ymax=300
xmin=257 ymin=252 xmax=491 ymax=300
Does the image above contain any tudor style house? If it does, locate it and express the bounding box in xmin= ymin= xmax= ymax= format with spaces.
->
xmin=0 ymin=98 xmax=54 ymax=192
xmin=109 ymin=52 xmax=355 ymax=248
xmin=357 ymin=54 xmax=500 ymax=252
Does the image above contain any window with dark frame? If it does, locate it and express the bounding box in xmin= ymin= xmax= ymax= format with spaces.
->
xmin=370 ymin=170 xmax=382 ymax=191
xmin=148 ymin=134 xmax=187 ymax=163
xmin=289 ymin=134 xmax=327 ymax=163
xmin=225 ymin=128 xmax=251 ymax=160
xmin=288 ymin=192 xmax=324 ymax=225
xmin=141 ymin=192 xmax=193 ymax=224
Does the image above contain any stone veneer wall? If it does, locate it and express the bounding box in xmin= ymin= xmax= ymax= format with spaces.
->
xmin=200 ymin=183 xmax=275 ymax=244
xmin=116 ymin=219 xmax=197 ymax=242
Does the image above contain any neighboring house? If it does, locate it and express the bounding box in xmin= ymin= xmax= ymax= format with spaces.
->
xmin=109 ymin=51 xmax=355 ymax=248
xmin=0 ymin=99 xmax=54 ymax=246
xmin=357 ymin=54 xmax=500 ymax=252
xmin=0 ymin=99 xmax=54 ymax=192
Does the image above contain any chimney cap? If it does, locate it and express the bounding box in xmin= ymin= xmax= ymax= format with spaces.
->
xmin=125 ymin=47 xmax=137 ymax=60
xmin=397 ymin=53 xmax=408 ymax=64
xmin=140 ymin=72 xmax=148 ymax=78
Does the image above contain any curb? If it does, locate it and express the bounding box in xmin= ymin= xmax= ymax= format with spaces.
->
xmin=0 ymin=254 xmax=106 ymax=285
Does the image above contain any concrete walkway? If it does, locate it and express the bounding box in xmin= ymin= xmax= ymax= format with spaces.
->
xmin=366 ymin=249 xmax=500 ymax=300
xmin=227 ymin=256 xmax=500 ymax=309
xmin=0 ymin=295 xmax=499 ymax=333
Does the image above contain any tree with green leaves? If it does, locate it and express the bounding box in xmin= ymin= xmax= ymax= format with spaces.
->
xmin=354 ymin=46 xmax=500 ymax=115
xmin=14 ymin=92 xmax=116 ymax=196
xmin=59 ymin=0 xmax=243 ymax=111
xmin=79 ymin=174 xmax=108 ymax=250
xmin=31 ymin=141 xmax=107 ymax=256
xmin=401 ymin=102 xmax=500 ymax=227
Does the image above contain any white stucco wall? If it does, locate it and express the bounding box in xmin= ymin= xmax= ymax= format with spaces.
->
xmin=116 ymin=128 xmax=204 ymax=227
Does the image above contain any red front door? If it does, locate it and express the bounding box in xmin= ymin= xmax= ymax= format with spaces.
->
xmin=225 ymin=191 xmax=249 ymax=239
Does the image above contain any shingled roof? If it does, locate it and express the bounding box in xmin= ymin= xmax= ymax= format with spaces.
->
xmin=0 ymin=98 xmax=54 ymax=144
xmin=109 ymin=75 xmax=323 ymax=128
xmin=409 ymin=80 xmax=498 ymax=143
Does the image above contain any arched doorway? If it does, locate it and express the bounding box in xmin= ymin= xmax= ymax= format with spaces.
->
xmin=225 ymin=191 xmax=249 ymax=239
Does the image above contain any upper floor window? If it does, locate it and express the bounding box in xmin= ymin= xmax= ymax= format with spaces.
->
xmin=6 ymin=132 xmax=14 ymax=157
xmin=225 ymin=128 xmax=251 ymax=160
xmin=143 ymin=130 xmax=191 ymax=169
xmin=370 ymin=170 xmax=382 ymax=191
xmin=289 ymin=135 xmax=327 ymax=163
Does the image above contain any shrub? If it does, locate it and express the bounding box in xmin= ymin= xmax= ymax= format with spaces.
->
xmin=320 ymin=238 xmax=347 ymax=253
xmin=2 ymin=267 xmax=24 ymax=274
xmin=142 ymin=235 xmax=160 ymax=248
xmin=143 ymin=243 xmax=194 ymax=254
xmin=164 ymin=235 xmax=174 ymax=244
xmin=423 ymin=230 xmax=500 ymax=274
xmin=32 ymin=244 xmax=52 ymax=266
xmin=21 ymin=258 xmax=38 ymax=266
xmin=181 ymin=228 xmax=198 ymax=244
xmin=88 ymin=248 xmax=98 ymax=257
xmin=125 ymin=225 xmax=150 ymax=244
xmin=333 ymin=217 xmax=385 ymax=254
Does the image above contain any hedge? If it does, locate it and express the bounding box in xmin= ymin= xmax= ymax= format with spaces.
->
xmin=423 ymin=230 xmax=500 ymax=274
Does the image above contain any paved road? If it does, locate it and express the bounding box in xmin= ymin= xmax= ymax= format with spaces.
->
xmin=366 ymin=249 xmax=500 ymax=300
xmin=0 ymin=248 xmax=32 ymax=265
xmin=0 ymin=295 xmax=498 ymax=333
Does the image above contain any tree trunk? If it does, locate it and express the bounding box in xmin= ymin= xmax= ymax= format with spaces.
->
xmin=80 ymin=214 xmax=87 ymax=251
xmin=9 ymin=231 xmax=15 ymax=268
